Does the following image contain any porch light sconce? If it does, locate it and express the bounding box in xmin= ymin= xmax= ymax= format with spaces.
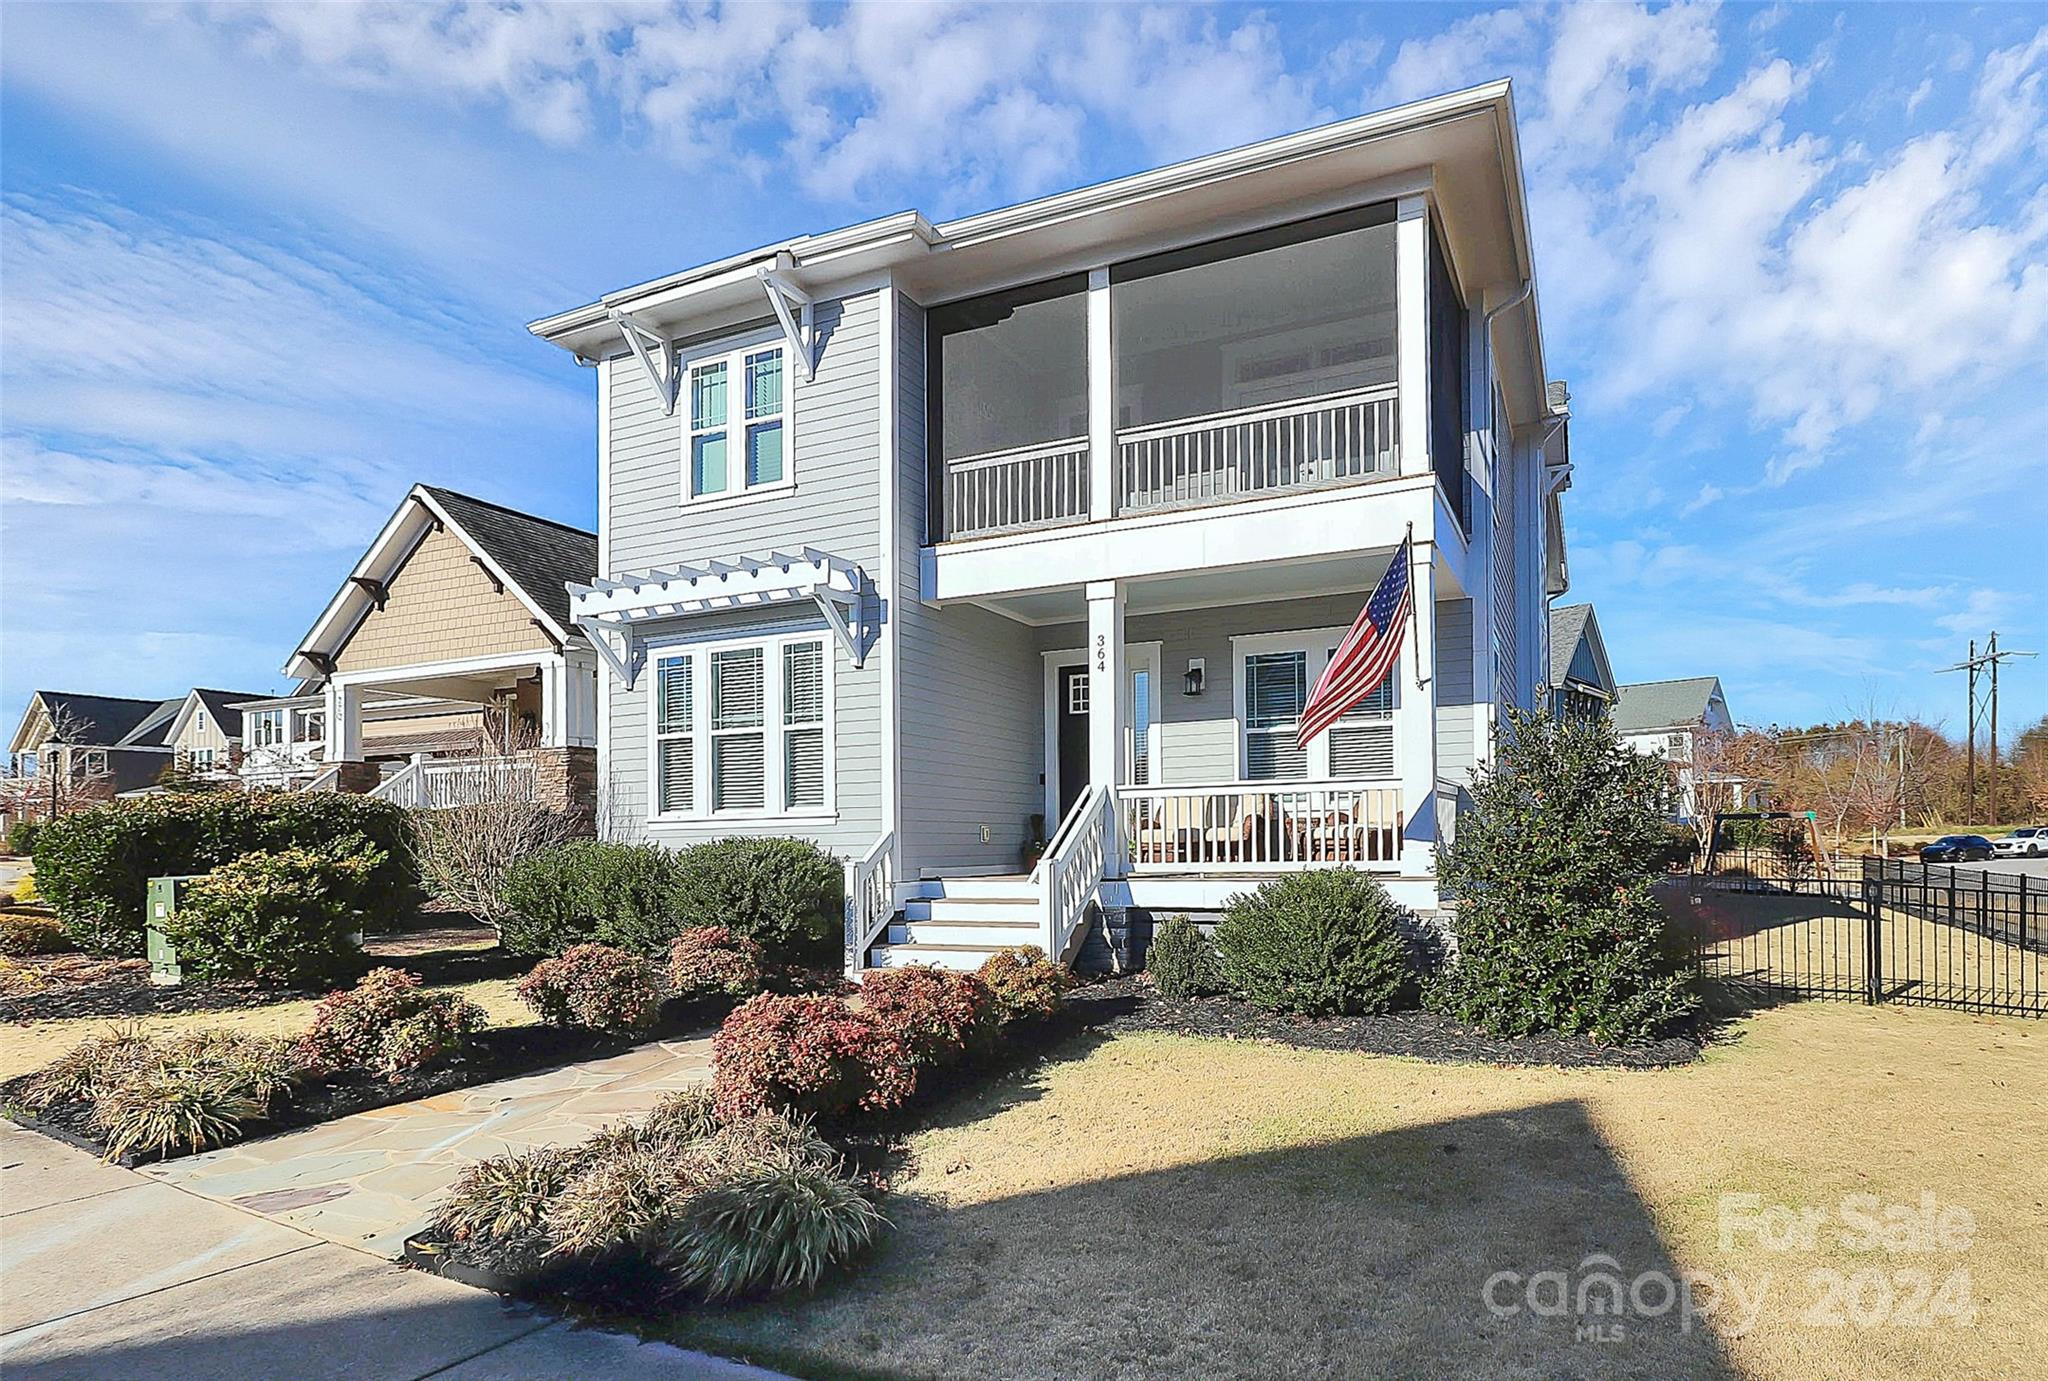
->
xmin=1183 ymin=658 xmax=1206 ymax=697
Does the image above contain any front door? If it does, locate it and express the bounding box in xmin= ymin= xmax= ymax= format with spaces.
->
xmin=1055 ymin=663 xmax=1090 ymax=824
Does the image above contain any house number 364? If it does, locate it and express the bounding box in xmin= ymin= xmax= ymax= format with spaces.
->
xmin=1094 ymin=634 xmax=1107 ymax=671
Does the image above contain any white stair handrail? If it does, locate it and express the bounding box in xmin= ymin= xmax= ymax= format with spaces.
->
xmin=297 ymin=764 xmax=342 ymax=794
xmin=367 ymin=758 xmax=423 ymax=807
xmin=843 ymin=833 xmax=896 ymax=976
xmin=1033 ymin=784 xmax=1111 ymax=966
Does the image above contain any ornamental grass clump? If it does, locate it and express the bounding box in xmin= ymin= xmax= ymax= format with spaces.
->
xmin=665 ymin=1157 xmax=886 ymax=1300
xmin=1428 ymin=708 xmax=1698 ymax=1045
xmin=515 ymin=944 xmax=665 ymax=1033
xmin=433 ymin=1147 xmax=583 ymax=1256
xmin=1214 ymin=869 xmax=1413 ymax=1016
xmin=23 ymin=1027 xmax=305 ymax=1159
xmin=1144 ymin=914 xmax=1223 ymax=1000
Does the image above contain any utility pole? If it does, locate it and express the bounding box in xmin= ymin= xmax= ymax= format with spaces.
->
xmin=1942 ymin=632 xmax=2036 ymax=826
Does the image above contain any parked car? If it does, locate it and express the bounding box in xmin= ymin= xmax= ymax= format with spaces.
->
xmin=1920 ymin=835 xmax=1995 ymax=863
xmin=1991 ymin=826 xmax=2048 ymax=858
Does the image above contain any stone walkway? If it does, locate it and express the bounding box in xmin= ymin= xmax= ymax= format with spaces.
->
xmin=145 ymin=1036 xmax=714 ymax=1259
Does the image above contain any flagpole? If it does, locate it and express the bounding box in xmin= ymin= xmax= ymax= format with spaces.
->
xmin=1406 ymin=522 xmax=1430 ymax=688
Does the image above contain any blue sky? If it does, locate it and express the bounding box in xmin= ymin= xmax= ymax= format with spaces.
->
xmin=3 ymin=1 xmax=2044 ymax=741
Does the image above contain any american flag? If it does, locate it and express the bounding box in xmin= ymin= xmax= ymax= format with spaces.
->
xmin=1296 ymin=534 xmax=1412 ymax=751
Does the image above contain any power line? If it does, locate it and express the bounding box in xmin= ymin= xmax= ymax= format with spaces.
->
xmin=1940 ymin=632 xmax=2036 ymax=825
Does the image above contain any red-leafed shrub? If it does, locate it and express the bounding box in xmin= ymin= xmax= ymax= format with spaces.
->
xmin=976 ymin=945 xmax=1075 ymax=1025
xmin=666 ymin=926 xmax=766 ymax=1000
xmin=858 ymin=966 xmax=998 ymax=1068
xmin=516 ymin=944 xmax=664 ymax=1033
xmin=298 ymin=967 xmax=486 ymax=1079
xmin=711 ymin=994 xmax=915 ymax=1122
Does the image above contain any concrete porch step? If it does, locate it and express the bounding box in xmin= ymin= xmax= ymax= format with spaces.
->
xmin=905 ymin=896 xmax=1040 ymax=923
xmin=888 ymin=915 xmax=1042 ymax=947
xmin=866 ymin=941 xmax=1010 ymax=972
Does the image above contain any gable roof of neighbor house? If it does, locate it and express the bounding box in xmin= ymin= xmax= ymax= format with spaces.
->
xmin=1547 ymin=604 xmax=1615 ymax=699
xmin=1613 ymin=678 xmax=1725 ymax=735
xmin=285 ymin=485 xmax=596 ymax=683
xmin=528 ymin=80 xmax=1564 ymax=434
xmin=167 ymin=688 xmax=282 ymax=745
xmin=8 ymin=691 xmax=185 ymax=757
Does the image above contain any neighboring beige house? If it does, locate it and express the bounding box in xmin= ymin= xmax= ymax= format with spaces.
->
xmin=276 ymin=485 xmax=600 ymax=816
xmin=161 ymin=688 xmax=279 ymax=780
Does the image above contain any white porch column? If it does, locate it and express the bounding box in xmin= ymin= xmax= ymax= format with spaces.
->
xmin=1395 ymin=193 xmax=1432 ymax=479
xmin=1087 ymin=266 xmax=1115 ymax=521
xmin=539 ymin=658 xmax=563 ymax=747
xmin=562 ymin=650 xmax=599 ymax=749
xmin=1397 ymin=547 xmax=1439 ymax=879
xmin=1086 ymin=578 xmax=1126 ymax=876
xmin=324 ymin=681 xmax=364 ymax=762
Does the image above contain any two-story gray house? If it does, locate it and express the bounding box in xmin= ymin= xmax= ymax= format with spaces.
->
xmin=531 ymin=81 xmax=1573 ymax=974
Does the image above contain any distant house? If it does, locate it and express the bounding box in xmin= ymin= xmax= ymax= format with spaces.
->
xmin=1546 ymin=604 xmax=1616 ymax=722
xmin=1614 ymin=676 xmax=1738 ymax=820
xmin=161 ymin=688 xmax=279 ymax=780
xmin=4 ymin=690 xmax=182 ymax=813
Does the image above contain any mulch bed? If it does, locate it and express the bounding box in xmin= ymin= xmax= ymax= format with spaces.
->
xmin=2 ymin=1000 xmax=729 ymax=1169
xmin=1067 ymin=974 xmax=1707 ymax=1069
xmin=0 ymin=919 xmax=519 ymax=1024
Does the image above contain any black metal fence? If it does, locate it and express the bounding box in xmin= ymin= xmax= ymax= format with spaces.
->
xmin=1680 ymin=853 xmax=2045 ymax=1018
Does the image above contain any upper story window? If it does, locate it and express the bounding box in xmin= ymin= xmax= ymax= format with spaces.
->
xmin=248 ymin=709 xmax=286 ymax=748
xmin=651 ymin=630 xmax=832 ymax=821
xmin=1236 ymin=628 xmax=1397 ymax=782
xmin=293 ymin=709 xmax=325 ymax=743
xmin=686 ymin=340 xmax=789 ymax=505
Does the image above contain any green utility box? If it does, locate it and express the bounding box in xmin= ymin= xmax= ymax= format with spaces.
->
xmin=145 ymin=875 xmax=203 ymax=986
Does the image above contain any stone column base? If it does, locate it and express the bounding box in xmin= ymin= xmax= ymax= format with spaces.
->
xmin=535 ymin=746 xmax=598 ymax=834
xmin=330 ymin=761 xmax=383 ymax=794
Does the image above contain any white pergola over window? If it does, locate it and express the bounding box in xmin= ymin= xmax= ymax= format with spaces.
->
xmin=570 ymin=548 xmax=872 ymax=690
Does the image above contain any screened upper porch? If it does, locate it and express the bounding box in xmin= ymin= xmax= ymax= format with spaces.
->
xmin=927 ymin=202 xmax=1467 ymax=543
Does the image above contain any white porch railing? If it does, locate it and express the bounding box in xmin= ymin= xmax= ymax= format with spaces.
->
xmin=1116 ymin=780 xmax=1403 ymax=872
xmin=1116 ymin=384 xmax=1398 ymax=516
xmin=1033 ymin=783 xmax=1111 ymax=964
xmin=370 ymin=754 xmax=537 ymax=810
xmin=843 ymin=833 xmax=896 ymax=975
xmin=296 ymin=764 xmax=342 ymax=793
xmin=941 ymin=436 xmax=1089 ymax=540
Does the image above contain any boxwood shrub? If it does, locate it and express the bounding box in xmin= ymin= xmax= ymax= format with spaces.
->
xmin=165 ymin=844 xmax=380 ymax=987
xmin=30 ymin=792 xmax=420 ymax=955
xmin=498 ymin=840 xmax=687 ymax=956
xmin=1144 ymin=914 xmax=1223 ymax=1000
xmin=1213 ymin=869 xmax=1412 ymax=1016
xmin=674 ymin=837 xmax=843 ymax=966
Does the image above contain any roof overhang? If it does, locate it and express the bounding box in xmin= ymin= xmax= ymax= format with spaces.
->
xmin=570 ymin=549 xmax=872 ymax=688
xmin=285 ymin=485 xmax=578 ymax=683
xmin=528 ymin=81 xmax=1548 ymax=409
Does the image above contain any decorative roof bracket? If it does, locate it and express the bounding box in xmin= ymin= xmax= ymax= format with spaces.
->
xmin=811 ymin=585 xmax=867 ymax=669
xmin=610 ymin=308 xmax=680 ymax=415
xmin=757 ymin=257 xmax=817 ymax=382
xmin=574 ymin=616 xmax=644 ymax=690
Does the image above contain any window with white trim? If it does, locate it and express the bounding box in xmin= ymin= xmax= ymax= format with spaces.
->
xmin=1236 ymin=630 xmax=1397 ymax=781
xmin=651 ymin=631 xmax=832 ymax=819
xmin=686 ymin=342 xmax=788 ymax=502
xmin=248 ymin=710 xmax=286 ymax=748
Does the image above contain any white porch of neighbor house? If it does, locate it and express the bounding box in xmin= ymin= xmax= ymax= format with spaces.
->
xmin=859 ymin=545 xmax=1477 ymax=974
xmin=319 ymin=648 xmax=598 ymax=808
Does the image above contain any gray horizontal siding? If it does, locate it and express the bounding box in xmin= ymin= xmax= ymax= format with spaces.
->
xmin=1434 ymin=597 xmax=1476 ymax=785
xmin=895 ymin=293 xmax=1046 ymax=875
xmin=600 ymin=291 xmax=884 ymax=858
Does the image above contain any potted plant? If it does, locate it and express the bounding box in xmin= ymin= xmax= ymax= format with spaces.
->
xmin=1021 ymin=814 xmax=1048 ymax=873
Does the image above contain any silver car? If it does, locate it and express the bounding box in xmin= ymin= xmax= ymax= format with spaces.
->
xmin=1991 ymin=826 xmax=2048 ymax=858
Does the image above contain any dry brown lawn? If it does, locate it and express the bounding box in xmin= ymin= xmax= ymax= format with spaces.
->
xmin=0 ymin=979 xmax=534 ymax=1081
xmin=668 ymin=1002 xmax=2046 ymax=1381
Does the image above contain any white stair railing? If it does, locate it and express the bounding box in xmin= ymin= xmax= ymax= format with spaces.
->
xmin=843 ymin=833 xmax=897 ymax=976
xmin=1033 ymin=784 xmax=1111 ymax=965
xmin=297 ymin=764 xmax=342 ymax=794
xmin=367 ymin=758 xmax=423 ymax=807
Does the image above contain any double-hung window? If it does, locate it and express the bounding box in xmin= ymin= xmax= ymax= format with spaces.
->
xmin=686 ymin=341 xmax=788 ymax=503
xmin=1235 ymin=629 xmax=1397 ymax=781
xmin=651 ymin=631 xmax=832 ymax=819
xmin=248 ymin=709 xmax=285 ymax=749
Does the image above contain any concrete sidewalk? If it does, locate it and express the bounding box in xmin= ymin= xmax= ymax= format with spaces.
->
xmin=0 ymin=1124 xmax=781 ymax=1380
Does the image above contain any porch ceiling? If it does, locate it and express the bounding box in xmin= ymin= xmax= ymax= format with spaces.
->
xmin=976 ymin=548 xmax=1424 ymax=625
